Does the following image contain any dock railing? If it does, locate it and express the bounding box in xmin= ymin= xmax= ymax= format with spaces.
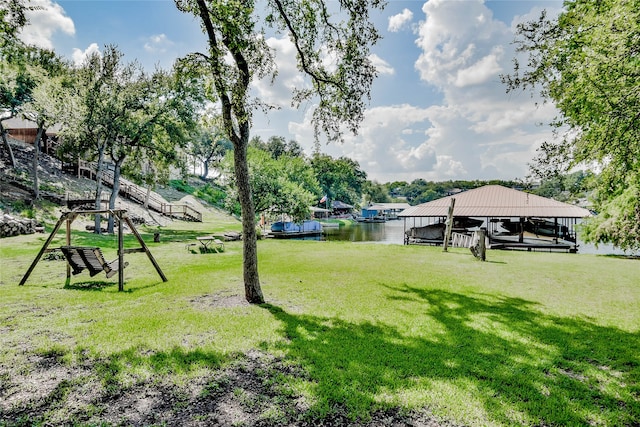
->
xmin=451 ymin=232 xmax=474 ymax=248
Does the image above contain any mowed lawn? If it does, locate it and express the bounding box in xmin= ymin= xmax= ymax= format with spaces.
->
xmin=1 ymin=223 xmax=639 ymax=426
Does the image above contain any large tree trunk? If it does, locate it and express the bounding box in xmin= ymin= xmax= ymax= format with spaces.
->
xmin=233 ymin=140 xmax=264 ymax=304
xmin=94 ymin=145 xmax=105 ymax=234
xmin=32 ymin=124 xmax=45 ymax=200
xmin=201 ymin=159 xmax=209 ymax=180
xmin=107 ymin=158 xmax=124 ymax=234
xmin=0 ymin=122 xmax=16 ymax=168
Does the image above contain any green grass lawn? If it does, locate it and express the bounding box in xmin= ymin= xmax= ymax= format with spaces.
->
xmin=1 ymin=221 xmax=639 ymax=426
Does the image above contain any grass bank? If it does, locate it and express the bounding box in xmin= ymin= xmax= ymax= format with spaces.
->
xmin=1 ymin=225 xmax=639 ymax=426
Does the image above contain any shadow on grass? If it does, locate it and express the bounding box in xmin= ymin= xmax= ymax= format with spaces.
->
xmin=140 ymin=229 xmax=211 ymax=243
xmin=0 ymin=346 xmax=227 ymax=426
xmin=3 ymin=289 xmax=637 ymax=426
xmin=260 ymin=289 xmax=639 ymax=426
xmin=63 ymin=280 xmax=115 ymax=291
xmin=61 ymin=280 xmax=163 ymax=293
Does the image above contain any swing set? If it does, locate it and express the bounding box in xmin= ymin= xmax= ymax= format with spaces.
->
xmin=19 ymin=209 xmax=167 ymax=291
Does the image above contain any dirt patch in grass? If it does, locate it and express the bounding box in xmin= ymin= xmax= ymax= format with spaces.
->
xmin=0 ymin=349 xmax=458 ymax=427
xmin=190 ymin=291 xmax=251 ymax=309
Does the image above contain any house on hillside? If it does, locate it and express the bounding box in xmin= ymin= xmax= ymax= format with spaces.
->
xmin=3 ymin=117 xmax=60 ymax=156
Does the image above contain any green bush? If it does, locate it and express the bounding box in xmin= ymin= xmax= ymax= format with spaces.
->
xmin=169 ymin=179 xmax=196 ymax=194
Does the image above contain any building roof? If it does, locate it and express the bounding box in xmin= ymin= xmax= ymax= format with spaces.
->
xmin=310 ymin=206 xmax=331 ymax=213
xmin=332 ymin=200 xmax=353 ymax=209
xmin=367 ymin=203 xmax=411 ymax=211
xmin=3 ymin=117 xmax=61 ymax=134
xmin=398 ymin=185 xmax=592 ymax=219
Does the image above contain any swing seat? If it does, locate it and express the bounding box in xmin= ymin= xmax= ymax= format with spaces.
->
xmin=60 ymin=246 xmax=128 ymax=279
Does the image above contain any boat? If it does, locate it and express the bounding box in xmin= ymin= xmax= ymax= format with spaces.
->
xmin=405 ymin=217 xmax=484 ymax=243
xmin=406 ymin=223 xmax=445 ymax=241
xmin=270 ymin=220 xmax=323 ymax=238
xmin=355 ymin=215 xmax=386 ymax=223
xmin=500 ymin=218 xmax=571 ymax=240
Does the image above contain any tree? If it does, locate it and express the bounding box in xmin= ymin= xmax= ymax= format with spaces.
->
xmin=63 ymin=46 xmax=200 ymax=233
xmin=0 ymin=58 xmax=35 ymax=167
xmin=249 ymin=135 xmax=304 ymax=160
xmin=362 ymin=181 xmax=391 ymax=205
xmin=222 ymin=147 xmax=320 ymax=223
xmin=60 ymin=47 xmax=122 ymax=232
xmin=175 ymin=0 xmax=384 ymax=303
xmin=189 ymin=113 xmax=231 ymax=179
xmin=311 ymin=153 xmax=367 ymax=207
xmin=104 ymin=66 xmax=201 ymax=233
xmin=503 ymin=0 xmax=640 ymax=250
xmin=20 ymin=48 xmax=70 ymax=200
xmin=0 ymin=0 xmax=28 ymax=46
xmin=0 ymin=0 xmax=34 ymax=167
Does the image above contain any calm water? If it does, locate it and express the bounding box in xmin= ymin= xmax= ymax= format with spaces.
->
xmin=321 ymin=220 xmax=405 ymax=244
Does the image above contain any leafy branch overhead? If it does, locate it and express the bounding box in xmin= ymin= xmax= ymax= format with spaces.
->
xmin=503 ymin=0 xmax=640 ymax=250
xmin=269 ymin=0 xmax=383 ymax=141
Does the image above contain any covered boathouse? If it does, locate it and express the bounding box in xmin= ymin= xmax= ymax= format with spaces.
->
xmin=398 ymin=185 xmax=592 ymax=252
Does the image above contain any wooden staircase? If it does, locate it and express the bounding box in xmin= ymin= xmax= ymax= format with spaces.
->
xmin=75 ymin=161 xmax=202 ymax=222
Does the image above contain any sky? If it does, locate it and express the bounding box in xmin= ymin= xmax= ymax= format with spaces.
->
xmin=18 ymin=0 xmax=565 ymax=184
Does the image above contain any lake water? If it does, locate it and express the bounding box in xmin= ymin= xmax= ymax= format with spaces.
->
xmin=320 ymin=220 xmax=636 ymax=255
xmin=322 ymin=220 xmax=406 ymax=244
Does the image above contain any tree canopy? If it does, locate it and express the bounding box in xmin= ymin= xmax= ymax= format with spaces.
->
xmin=310 ymin=153 xmax=367 ymax=207
xmin=222 ymin=146 xmax=320 ymax=222
xmin=503 ymin=0 xmax=640 ymax=250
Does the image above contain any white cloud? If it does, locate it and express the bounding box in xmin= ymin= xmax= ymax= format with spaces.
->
xmin=144 ymin=34 xmax=173 ymax=53
xmin=290 ymin=104 xmax=443 ymax=180
xmin=388 ymin=8 xmax=413 ymax=32
xmin=400 ymin=0 xmax=562 ymax=181
xmin=414 ymin=0 xmax=509 ymax=87
xmin=19 ymin=0 xmax=75 ymax=49
xmin=287 ymin=1 xmax=566 ymax=182
xmin=369 ymin=54 xmax=395 ymax=75
xmin=72 ymin=43 xmax=100 ymax=67
xmin=251 ymin=37 xmax=304 ymax=108
xmin=453 ymin=46 xmax=504 ymax=87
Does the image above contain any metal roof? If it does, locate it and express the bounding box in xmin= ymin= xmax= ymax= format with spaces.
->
xmin=332 ymin=200 xmax=353 ymax=209
xmin=398 ymin=185 xmax=592 ymax=219
xmin=367 ymin=203 xmax=411 ymax=211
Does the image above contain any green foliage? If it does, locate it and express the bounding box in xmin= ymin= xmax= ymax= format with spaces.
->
xmin=311 ymin=153 xmax=367 ymax=207
xmin=531 ymin=170 xmax=595 ymax=202
xmin=580 ymin=183 xmax=640 ymax=251
xmin=389 ymin=179 xmax=521 ymax=205
xmin=0 ymin=0 xmax=28 ymax=49
xmin=186 ymin=112 xmax=232 ymax=179
xmin=361 ymin=181 xmax=391 ymax=204
xmin=169 ymin=179 xmax=197 ymax=195
xmin=222 ymin=147 xmax=320 ymax=222
xmin=175 ymin=0 xmax=385 ymax=302
xmin=504 ymin=0 xmax=640 ymax=249
xmin=194 ymin=183 xmax=227 ymax=208
xmin=250 ymin=135 xmax=304 ymax=159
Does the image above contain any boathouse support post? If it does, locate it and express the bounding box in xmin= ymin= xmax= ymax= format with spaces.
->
xmin=443 ymin=198 xmax=456 ymax=252
xmin=519 ymin=217 xmax=525 ymax=243
xmin=478 ymin=228 xmax=486 ymax=261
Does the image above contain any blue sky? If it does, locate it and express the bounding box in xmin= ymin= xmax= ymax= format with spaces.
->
xmin=20 ymin=0 xmax=564 ymax=183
